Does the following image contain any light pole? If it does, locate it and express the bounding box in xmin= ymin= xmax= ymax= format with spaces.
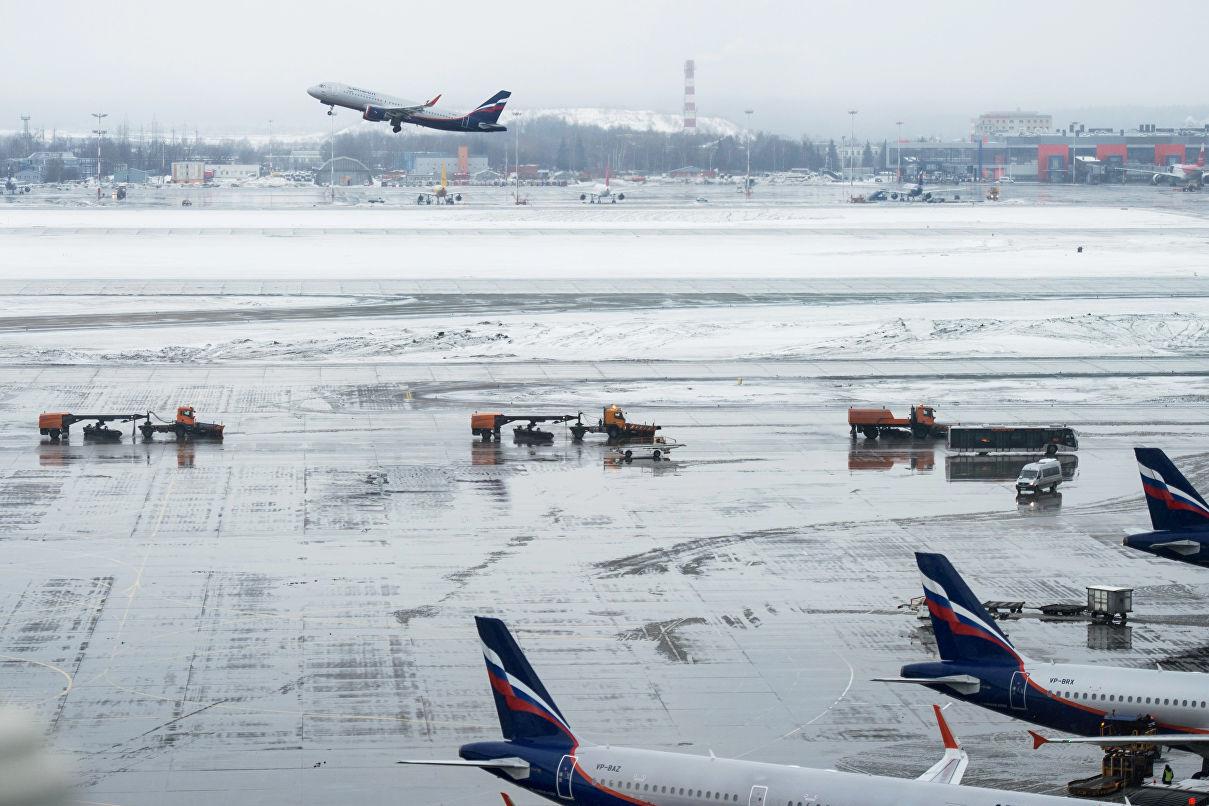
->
xmin=329 ymin=109 xmax=336 ymax=200
xmin=744 ymin=109 xmax=754 ymax=199
xmin=847 ymin=109 xmax=858 ymax=186
xmin=513 ymin=111 xmax=523 ymax=205
xmin=91 ymin=112 xmax=107 ymax=185
xmin=895 ymin=120 xmax=903 ymax=182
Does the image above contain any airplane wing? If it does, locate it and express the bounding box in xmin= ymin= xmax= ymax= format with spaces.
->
xmin=916 ymin=705 xmax=969 ymax=785
xmin=385 ymin=94 xmax=442 ymax=118
xmin=397 ymin=757 xmax=530 ymax=780
xmin=872 ymin=675 xmax=981 ymax=695
xmin=1030 ymin=731 xmax=1209 ymax=749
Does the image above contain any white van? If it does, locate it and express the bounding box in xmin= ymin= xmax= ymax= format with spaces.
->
xmin=1016 ymin=457 xmax=1063 ymax=494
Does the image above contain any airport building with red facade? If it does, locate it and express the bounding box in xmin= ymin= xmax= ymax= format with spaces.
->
xmin=890 ymin=126 xmax=1209 ymax=183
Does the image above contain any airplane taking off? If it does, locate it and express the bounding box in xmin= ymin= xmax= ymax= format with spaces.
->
xmin=400 ymin=616 xmax=1117 ymax=806
xmin=1123 ymin=447 xmax=1209 ymax=567
xmin=879 ymin=553 xmax=1209 ymax=773
xmin=306 ymin=82 xmax=510 ymax=133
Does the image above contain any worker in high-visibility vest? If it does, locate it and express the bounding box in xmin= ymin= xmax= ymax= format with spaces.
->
xmin=1163 ymin=763 xmax=1174 ymax=785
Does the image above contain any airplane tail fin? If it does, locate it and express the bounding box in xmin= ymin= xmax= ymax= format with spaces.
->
xmin=469 ymin=91 xmax=511 ymax=126
xmin=476 ymin=616 xmax=576 ymax=747
xmin=916 ymin=553 xmax=1021 ymax=666
xmin=1136 ymin=447 xmax=1209 ymax=530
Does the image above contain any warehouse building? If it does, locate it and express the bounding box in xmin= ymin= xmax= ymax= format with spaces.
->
xmin=974 ymin=111 xmax=1053 ymax=138
xmin=314 ymin=156 xmax=374 ymax=186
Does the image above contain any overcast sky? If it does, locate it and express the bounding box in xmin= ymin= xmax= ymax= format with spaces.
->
xmin=4 ymin=0 xmax=1209 ymax=141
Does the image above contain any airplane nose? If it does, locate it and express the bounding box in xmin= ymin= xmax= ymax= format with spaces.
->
xmin=307 ymin=85 xmax=321 ymax=99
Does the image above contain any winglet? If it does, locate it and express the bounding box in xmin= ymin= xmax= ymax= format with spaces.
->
xmin=1029 ymin=730 xmax=1049 ymax=750
xmin=501 ymin=794 xmax=516 ymax=806
xmin=934 ymin=705 xmax=959 ymax=750
xmin=425 ymin=94 xmax=441 ymax=108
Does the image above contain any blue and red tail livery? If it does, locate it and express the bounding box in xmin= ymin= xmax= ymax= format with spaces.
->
xmin=469 ymin=91 xmax=511 ymax=126
xmin=1136 ymin=447 xmax=1209 ymax=531
xmin=476 ymin=616 xmax=576 ymax=748
xmin=1124 ymin=448 xmax=1209 ymax=568
xmin=916 ymin=552 xmax=1020 ymax=666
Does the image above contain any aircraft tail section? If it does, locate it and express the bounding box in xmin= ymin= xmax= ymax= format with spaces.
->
xmin=475 ymin=616 xmax=576 ymax=747
xmin=1136 ymin=447 xmax=1209 ymax=530
xmin=916 ymin=553 xmax=1020 ymax=666
xmin=469 ymin=91 xmax=511 ymax=126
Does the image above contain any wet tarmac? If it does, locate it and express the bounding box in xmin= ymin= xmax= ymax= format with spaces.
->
xmin=2 ymin=360 xmax=1209 ymax=805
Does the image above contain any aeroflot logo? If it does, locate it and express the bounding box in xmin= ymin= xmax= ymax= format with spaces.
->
xmin=1140 ymin=464 xmax=1209 ymax=518
xmin=921 ymin=574 xmax=1012 ymax=646
xmin=482 ymin=643 xmax=573 ymax=735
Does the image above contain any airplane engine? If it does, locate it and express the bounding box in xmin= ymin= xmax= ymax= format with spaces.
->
xmin=616 ymin=193 xmax=625 ymax=201
xmin=363 ymin=105 xmax=389 ymax=122
xmin=1151 ymin=173 xmax=1165 ymax=186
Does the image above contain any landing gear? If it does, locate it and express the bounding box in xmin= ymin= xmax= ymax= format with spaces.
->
xmin=326 ymin=106 xmax=335 ymax=116
xmin=392 ymin=123 xmax=402 ymax=133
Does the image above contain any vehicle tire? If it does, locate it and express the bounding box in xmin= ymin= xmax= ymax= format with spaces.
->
xmin=1045 ymin=444 xmax=1058 ymax=457
xmin=652 ymin=450 xmax=662 ymax=462
xmin=862 ymin=426 xmax=879 ymax=439
xmin=911 ymin=425 xmax=929 ymax=439
xmin=607 ymin=425 xmax=620 ymax=440
xmin=48 ymin=429 xmax=60 ymax=441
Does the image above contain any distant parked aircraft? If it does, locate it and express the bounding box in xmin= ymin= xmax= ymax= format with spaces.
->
xmin=306 ymin=82 xmax=510 ymax=133
xmin=580 ymin=165 xmax=624 ymax=204
xmin=1121 ymin=145 xmax=1206 ymax=189
xmin=399 ymin=616 xmax=1118 ymax=806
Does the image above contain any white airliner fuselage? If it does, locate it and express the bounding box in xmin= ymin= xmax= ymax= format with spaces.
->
xmin=306 ymin=82 xmax=510 ymax=133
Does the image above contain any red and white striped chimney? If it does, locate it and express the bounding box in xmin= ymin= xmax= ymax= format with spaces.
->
xmin=683 ymin=59 xmax=696 ymax=132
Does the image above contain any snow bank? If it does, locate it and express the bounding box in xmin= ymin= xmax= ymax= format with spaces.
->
xmin=4 ymin=298 xmax=1208 ymax=365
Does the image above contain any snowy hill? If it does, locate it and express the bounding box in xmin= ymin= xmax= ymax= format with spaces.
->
xmin=504 ymin=108 xmax=743 ymax=138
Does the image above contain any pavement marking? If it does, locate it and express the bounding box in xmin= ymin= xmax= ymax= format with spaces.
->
xmin=0 ymin=655 xmax=74 ymax=704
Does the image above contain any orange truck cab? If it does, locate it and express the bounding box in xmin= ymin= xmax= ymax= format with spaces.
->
xmin=602 ymin=404 xmax=628 ymax=427
xmin=848 ymin=404 xmax=945 ymax=440
xmin=177 ymin=406 xmax=196 ymax=425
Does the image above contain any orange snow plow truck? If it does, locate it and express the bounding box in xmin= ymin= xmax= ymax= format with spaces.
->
xmin=848 ymin=404 xmax=947 ymax=440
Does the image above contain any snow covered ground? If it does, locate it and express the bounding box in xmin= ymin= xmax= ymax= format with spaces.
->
xmin=3 ymin=202 xmax=1209 ymax=282
xmin=1 ymin=192 xmax=1207 ymax=368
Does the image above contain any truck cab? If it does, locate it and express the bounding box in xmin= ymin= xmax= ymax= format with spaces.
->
xmin=912 ymin=405 xmax=937 ymax=427
xmin=1016 ymin=457 xmax=1063 ymax=494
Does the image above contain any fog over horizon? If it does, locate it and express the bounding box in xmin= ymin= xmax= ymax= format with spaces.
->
xmin=4 ymin=0 xmax=1209 ymax=141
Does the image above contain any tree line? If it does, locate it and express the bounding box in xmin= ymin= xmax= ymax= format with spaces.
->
xmin=3 ymin=118 xmax=889 ymax=177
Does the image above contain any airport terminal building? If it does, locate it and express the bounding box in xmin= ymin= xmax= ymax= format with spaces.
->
xmin=890 ymin=128 xmax=1209 ymax=182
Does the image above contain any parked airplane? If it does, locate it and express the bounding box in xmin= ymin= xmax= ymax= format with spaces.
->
xmin=878 ymin=552 xmax=1209 ymax=772
xmin=1122 ymin=146 xmax=1206 ymax=188
xmin=306 ymin=82 xmax=510 ymax=133
xmin=400 ymin=616 xmax=1116 ymax=806
xmin=1122 ymin=447 xmax=1209 ymax=568
xmin=580 ymin=166 xmax=624 ymax=204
